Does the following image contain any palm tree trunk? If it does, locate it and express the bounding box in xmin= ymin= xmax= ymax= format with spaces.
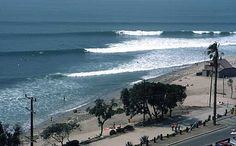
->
xmin=209 ymin=68 xmax=213 ymax=107
xmin=231 ymin=86 xmax=233 ymax=98
xmin=213 ymin=58 xmax=218 ymax=126
xmin=223 ymin=76 xmax=225 ymax=98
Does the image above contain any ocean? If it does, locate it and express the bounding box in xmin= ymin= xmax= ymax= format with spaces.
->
xmin=0 ymin=0 xmax=236 ymax=128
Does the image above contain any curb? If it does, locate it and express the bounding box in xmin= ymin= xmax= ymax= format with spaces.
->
xmin=216 ymin=115 xmax=234 ymax=122
xmin=167 ymin=125 xmax=227 ymax=146
xmin=167 ymin=115 xmax=235 ymax=145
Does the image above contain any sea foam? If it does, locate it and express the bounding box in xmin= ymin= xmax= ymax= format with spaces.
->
xmin=85 ymin=35 xmax=236 ymax=53
xmin=116 ymin=30 xmax=236 ymax=36
xmin=64 ymin=49 xmax=207 ymax=78
xmin=116 ymin=30 xmax=163 ymax=36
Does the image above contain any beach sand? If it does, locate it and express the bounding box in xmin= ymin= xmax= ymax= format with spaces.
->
xmin=27 ymin=57 xmax=236 ymax=146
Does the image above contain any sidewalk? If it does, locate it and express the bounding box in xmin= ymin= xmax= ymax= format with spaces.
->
xmin=150 ymin=123 xmax=226 ymax=146
xmin=149 ymin=115 xmax=235 ymax=146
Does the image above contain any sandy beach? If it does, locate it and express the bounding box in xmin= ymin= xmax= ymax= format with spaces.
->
xmin=2 ymin=1 xmax=236 ymax=146
xmin=26 ymin=56 xmax=236 ymax=146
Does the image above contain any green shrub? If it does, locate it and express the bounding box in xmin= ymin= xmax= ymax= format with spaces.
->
xmin=126 ymin=141 xmax=133 ymax=146
xmin=123 ymin=125 xmax=134 ymax=131
xmin=109 ymin=129 xmax=116 ymax=136
xmin=115 ymin=108 xmax=125 ymax=114
xmin=116 ymin=127 xmax=125 ymax=133
xmin=63 ymin=140 xmax=79 ymax=146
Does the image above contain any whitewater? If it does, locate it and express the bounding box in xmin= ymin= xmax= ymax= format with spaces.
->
xmin=1 ymin=27 xmax=236 ymax=129
xmin=86 ymin=30 xmax=236 ymax=53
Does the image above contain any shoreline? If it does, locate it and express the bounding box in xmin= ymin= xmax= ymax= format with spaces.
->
xmin=31 ymin=56 xmax=236 ymax=143
xmin=32 ymin=61 xmax=204 ymax=134
xmin=26 ymin=55 xmax=236 ymax=146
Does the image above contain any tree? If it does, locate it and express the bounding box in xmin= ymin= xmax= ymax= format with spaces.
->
xmin=147 ymin=82 xmax=166 ymax=120
xmin=0 ymin=122 xmax=7 ymax=146
xmin=41 ymin=122 xmax=79 ymax=146
xmin=11 ymin=124 xmax=21 ymax=146
xmin=207 ymin=42 xmax=220 ymax=125
xmin=120 ymin=88 xmax=131 ymax=116
xmin=121 ymin=82 xmax=187 ymax=122
xmin=0 ymin=122 xmax=22 ymax=146
xmin=227 ymin=78 xmax=233 ymax=98
xmin=165 ymin=84 xmax=186 ymax=117
xmin=121 ymin=82 xmax=153 ymax=123
xmin=87 ymin=99 xmax=117 ymax=136
xmin=129 ymin=81 xmax=153 ymax=122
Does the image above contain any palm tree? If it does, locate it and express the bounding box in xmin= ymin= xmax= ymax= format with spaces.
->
xmin=126 ymin=141 xmax=133 ymax=146
xmin=140 ymin=135 xmax=149 ymax=146
xmin=227 ymin=78 xmax=233 ymax=98
xmin=207 ymin=42 xmax=220 ymax=125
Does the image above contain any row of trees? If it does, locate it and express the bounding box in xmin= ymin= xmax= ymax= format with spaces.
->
xmin=85 ymin=81 xmax=186 ymax=138
xmin=120 ymin=81 xmax=187 ymax=122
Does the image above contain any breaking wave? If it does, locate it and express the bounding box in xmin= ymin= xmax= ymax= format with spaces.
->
xmin=1 ymin=30 xmax=234 ymax=38
xmin=85 ymin=35 xmax=236 ymax=53
xmin=116 ymin=30 xmax=163 ymax=36
xmin=116 ymin=30 xmax=236 ymax=36
xmin=57 ymin=49 xmax=207 ymax=78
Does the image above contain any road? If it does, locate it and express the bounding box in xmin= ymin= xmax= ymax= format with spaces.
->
xmin=173 ymin=116 xmax=236 ymax=146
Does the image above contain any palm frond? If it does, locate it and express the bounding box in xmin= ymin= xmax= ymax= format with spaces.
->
xmin=207 ymin=42 xmax=219 ymax=60
xmin=207 ymin=42 xmax=218 ymax=52
xmin=209 ymin=54 xmax=213 ymax=59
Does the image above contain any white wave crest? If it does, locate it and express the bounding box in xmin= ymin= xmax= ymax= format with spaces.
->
xmin=66 ymin=68 xmax=150 ymax=77
xmin=130 ymin=80 xmax=143 ymax=85
xmin=116 ymin=30 xmax=163 ymax=36
xmin=117 ymin=30 xmax=236 ymax=36
xmin=193 ymin=31 xmax=236 ymax=35
xmin=214 ymin=31 xmax=221 ymax=34
xmin=85 ymin=35 xmax=236 ymax=53
xmin=65 ymin=49 xmax=207 ymax=78
xmin=192 ymin=31 xmax=212 ymax=34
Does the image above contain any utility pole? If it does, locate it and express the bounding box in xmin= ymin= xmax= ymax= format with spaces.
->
xmin=25 ymin=94 xmax=36 ymax=146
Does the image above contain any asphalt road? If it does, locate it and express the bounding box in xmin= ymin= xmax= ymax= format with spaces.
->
xmin=173 ymin=116 xmax=236 ymax=146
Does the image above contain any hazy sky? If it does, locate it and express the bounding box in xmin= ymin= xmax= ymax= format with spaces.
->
xmin=0 ymin=0 xmax=235 ymax=22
